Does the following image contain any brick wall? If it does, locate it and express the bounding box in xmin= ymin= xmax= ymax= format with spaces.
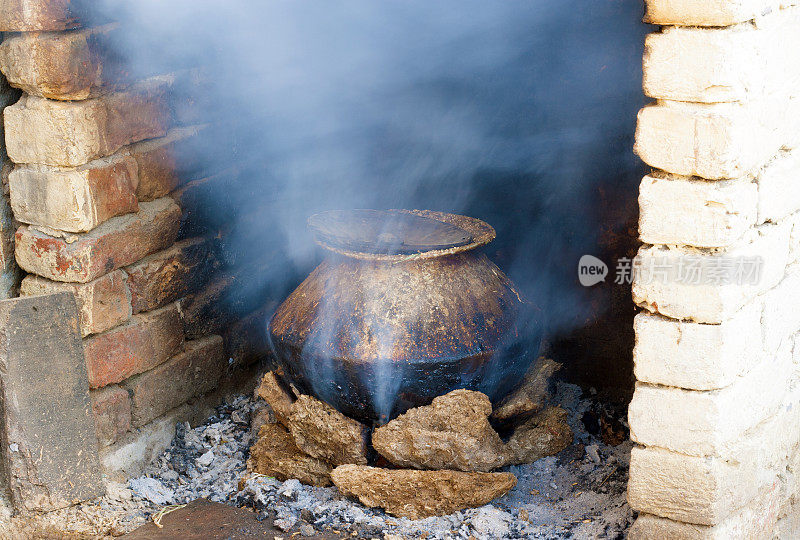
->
xmin=0 ymin=2 xmax=269 ymax=478
xmin=628 ymin=1 xmax=800 ymax=537
xmin=0 ymin=48 xmax=20 ymax=300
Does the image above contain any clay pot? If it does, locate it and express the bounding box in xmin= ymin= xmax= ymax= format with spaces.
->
xmin=268 ymin=209 xmax=537 ymax=423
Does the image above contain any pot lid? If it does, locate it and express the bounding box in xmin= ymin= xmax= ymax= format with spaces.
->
xmin=308 ymin=209 xmax=496 ymax=261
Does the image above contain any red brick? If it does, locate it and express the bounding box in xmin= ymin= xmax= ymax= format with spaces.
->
xmin=15 ymin=197 xmax=181 ymax=283
xmin=83 ymin=303 xmax=184 ymax=389
xmin=4 ymin=79 xmax=169 ymax=167
xmin=20 ymin=271 xmax=131 ymax=337
xmin=9 ymin=153 xmax=139 ymax=233
xmin=0 ymin=161 xmax=18 ymax=297
xmin=123 ymin=335 xmax=226 ymax=427
xmin=125 ymin=237 xmax=218 ymax=314
xmin=171 ymin=168 xmax=238 ymax=239
xmin=90 ymin=385 xmax=131 ymax=447
xmin=104 ymin=79 xmax=171 ymax=159
xmin=0 ymin=0 xmax=79 ymax=32
xmin=0 ymin=26 xmax=112 ymax=100
xmin=179 ymin=274 xmax=238 ymax=339
xmin=128 ymin=125 xmax=206 ymax=202
xmin=0 ymin=217 xmax=14 ymax=271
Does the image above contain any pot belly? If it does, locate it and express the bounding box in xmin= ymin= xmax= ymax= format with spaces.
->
xmin=270 ymin=331 xmax=538 ymax=424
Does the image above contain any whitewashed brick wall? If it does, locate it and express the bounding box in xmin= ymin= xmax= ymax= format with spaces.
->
xmin=629 ymin=2 xmax=800 ymax=537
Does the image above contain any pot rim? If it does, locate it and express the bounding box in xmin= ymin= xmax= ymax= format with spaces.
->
xmin=308 ymin=209 xmax=496 ymax=262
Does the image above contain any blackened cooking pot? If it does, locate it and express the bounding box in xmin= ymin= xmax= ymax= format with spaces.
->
xmin=268 ymin=209 xmax=537 ymax=423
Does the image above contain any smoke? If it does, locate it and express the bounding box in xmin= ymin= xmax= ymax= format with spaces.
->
xmin=83 ymin=1 xmax=648 ymax=397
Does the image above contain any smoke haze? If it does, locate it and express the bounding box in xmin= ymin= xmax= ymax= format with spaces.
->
xmin=84 ymin=0 xmax=648 ymax=397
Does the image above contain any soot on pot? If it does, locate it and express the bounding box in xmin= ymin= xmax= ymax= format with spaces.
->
xmin=269 ymin=209 xmax=540 ymax=423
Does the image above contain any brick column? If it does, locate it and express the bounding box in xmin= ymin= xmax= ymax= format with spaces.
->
xmin=0 ymin=1 xmax=266 ymax=478
xmin=628 ymin=1 xmax=800 ymax=537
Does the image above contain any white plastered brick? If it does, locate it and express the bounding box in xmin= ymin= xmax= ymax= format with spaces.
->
xmin=633 ymin=304 xmax=762 ymax=390
xmin=629 ymin=487 xmax=781 ymax=540
xmin=762 ymin=264 xmax=800 ymax=354
xmin=756 ymin=151 xmax=800 ymax=224
xmin=639 ymin=173 xmax=757 ymax=248
xmin=643 ymin=0 xmax=796 ymax=27
xmin=629 ymin=341 xmax=793 ymax=457
xmin=643 ymin=7 xmax=800 ymax=103
xmin=628 ymin=376 xmax=800 ymax=525
xmin=634 ymin=96 xmax=800 ymax=180
xmin=633 ymin=221 xmax=791 ymax=323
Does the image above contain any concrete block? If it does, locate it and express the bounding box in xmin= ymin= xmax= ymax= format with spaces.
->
xmin=628 ymin=446 xmax=754 ymax=526
xmin=20 ymin=271 xmax=131 ymax=337
xmin=15 ymin=197 xmax=180 ymax=283
xmin=4 ymin=93 xmax=102 ymax=166
xmin=9 ymin=153 xmax=139 ymax=233
xmin=633 ymin=302 xmax=763 ymax=390
xmin=633 ymin=221 xmax=791 ymax=323
xmin=638 ymin=173 xmax=757 ymax=248
xmin=83 ymin=303 xmax=184 ymax=389
xmin=0 ymin=292 xmax=104 ymax=511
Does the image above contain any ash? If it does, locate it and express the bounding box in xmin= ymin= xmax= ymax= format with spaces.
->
xmin=126 ymin=384 xmax=633 ymax=539
xmin=128 ymin=396 xmax=255 ymax=509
